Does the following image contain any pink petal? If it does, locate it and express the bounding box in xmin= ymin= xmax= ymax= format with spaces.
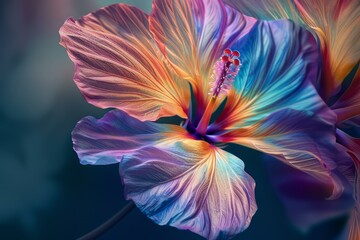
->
xmin=59 ymin=4 xmax=190 ymax=121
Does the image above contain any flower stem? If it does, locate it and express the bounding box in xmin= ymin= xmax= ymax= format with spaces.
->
xmin=77 ymin=201 xmax=135 ymax=240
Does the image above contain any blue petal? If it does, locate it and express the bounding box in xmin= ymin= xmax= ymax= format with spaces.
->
xmin=215 ymin=19 xmax=328 ymax=128
xmin=243 ymin=20 xmax=321 ymax=116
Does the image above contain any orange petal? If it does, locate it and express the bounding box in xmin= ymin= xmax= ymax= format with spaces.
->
xmin=149 ymin=0 xmax=256 ymax=101
xmin=349 ymin=208 xmax=360 ymax=240
xmin=59 ymin=4 xmax=190 ymax=121
xmin=333 ymin=66 xmax=360 ymax=122
xmin=294 ymin=0 xmax=360 ymax=99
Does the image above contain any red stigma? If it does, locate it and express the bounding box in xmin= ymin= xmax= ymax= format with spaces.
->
xmin=221 ymin=55 xmax=229 ymax=62
xmin=224 ymin=48 xmax=232 ymax=55
xmin=232 ymin=51 xmax=240 ymax=57
xmin=221 ymin=49 xmax=241 ymax=66
xmin=233 ymin=59 xmax=240 ymax=66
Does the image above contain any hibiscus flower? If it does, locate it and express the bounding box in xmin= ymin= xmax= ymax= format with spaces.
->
xmin=59 ymin=0 xmax=352 ymax=239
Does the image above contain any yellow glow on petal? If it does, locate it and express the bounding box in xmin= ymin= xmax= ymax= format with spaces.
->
xmin=60 ymin=4 xmax=190 ymax=121
xmin=295 ymin=0 xmax=360 ymax=93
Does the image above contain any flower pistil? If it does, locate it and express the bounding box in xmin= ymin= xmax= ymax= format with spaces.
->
xmin=196 ymin=48 xmax=241 ymax=135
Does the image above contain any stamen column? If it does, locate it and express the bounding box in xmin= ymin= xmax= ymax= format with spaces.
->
xmin=196 ymin=49 xmax=241 ymax=136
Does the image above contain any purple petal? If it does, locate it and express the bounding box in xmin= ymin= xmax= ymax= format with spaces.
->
xmin=333 ymin=70 xmax=360 ymax=122
xmin=119 ymin=140 xmax=257 ymax=239
xmin=264 ymin=157 xmax=355 ymax=231
xmin=72 ymin=110 xmax=185 ymax=165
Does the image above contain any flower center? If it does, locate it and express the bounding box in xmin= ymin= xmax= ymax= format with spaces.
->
xmin=196 ymin=49 xmax=241 ymax=136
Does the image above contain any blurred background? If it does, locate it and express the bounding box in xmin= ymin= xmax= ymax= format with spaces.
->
xmin=0 ymin=0 xmax=350 ymax=239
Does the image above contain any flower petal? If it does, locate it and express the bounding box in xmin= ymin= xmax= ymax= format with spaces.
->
xmin=119 ymin=139 xmax=257 ymax=239
xmin=59 ymin=4 xmax=190 ymax=121
xmin=223 ymin=0 xmax=303 ymax=22
xmin=339 ymin=116 xmax=360 ymax=139
xmin=149 ymin=0 xmax=256 ymax=97
xmin=333 ymin=68 xmax=360 ymax=122
xmin=264 ymin=157 xmax=355 ymax=231
xmin=294 ymin=0 xmax=360 ymax=98
xmin=220 ymin=109 xmax=353 ymax=198
xmin=72 ymin=109 xmax=187 ymax=165
xmin=336 ymin=130 xmax=360 ymax=240
xmin=73 ymin=109 xmax=257 ymax=238
xmin=213 ymin=20 xmax=324 ymax=130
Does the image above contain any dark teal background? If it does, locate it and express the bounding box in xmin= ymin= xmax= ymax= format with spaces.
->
xmin=0 ymin=0 xmax=348 ymax=239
